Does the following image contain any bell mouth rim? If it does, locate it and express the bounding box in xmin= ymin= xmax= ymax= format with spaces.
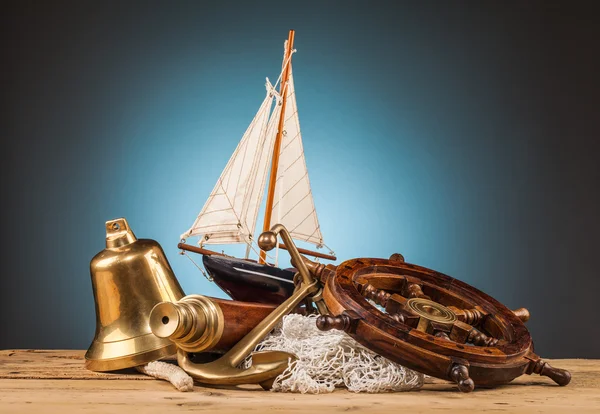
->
xmin=85 ymin=343 xmax=176 ymax=372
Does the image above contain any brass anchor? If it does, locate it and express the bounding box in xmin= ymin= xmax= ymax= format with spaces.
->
xmin=162 ymin=224 xmax=326 ymax=388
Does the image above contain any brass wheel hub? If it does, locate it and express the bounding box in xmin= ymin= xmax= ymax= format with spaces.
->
xmin=406 ymin=298 xmax=456 ymax=332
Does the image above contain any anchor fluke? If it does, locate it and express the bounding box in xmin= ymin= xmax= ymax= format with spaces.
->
xmin=177 ymin=349 xmax=295 ymax=388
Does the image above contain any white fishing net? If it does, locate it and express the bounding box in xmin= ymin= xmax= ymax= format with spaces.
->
xmin=244 ymin=313 xmax=424 ymax=393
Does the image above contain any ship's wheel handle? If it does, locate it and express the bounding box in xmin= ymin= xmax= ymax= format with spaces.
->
xmin=528 ymin=359 xmax=572 ymax=386
xmin=450 ymin=364 xmax=475 ymax=393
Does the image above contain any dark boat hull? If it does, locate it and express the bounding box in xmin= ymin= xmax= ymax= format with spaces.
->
xmin=202 ymin=255 xmax=295 ymax=304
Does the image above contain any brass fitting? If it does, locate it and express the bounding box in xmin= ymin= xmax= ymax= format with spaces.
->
xmin=149 ymin=294 xmax=224 ymax=353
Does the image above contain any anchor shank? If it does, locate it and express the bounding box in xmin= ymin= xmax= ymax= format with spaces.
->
xmin=270 ymin=223 xmax=314 ymax=287
xmin=223 ymin=281 xmax=316 ymax=367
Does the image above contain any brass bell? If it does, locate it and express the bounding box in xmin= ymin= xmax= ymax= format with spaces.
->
xmin=85 ymin=218 xmax=185 ymax=371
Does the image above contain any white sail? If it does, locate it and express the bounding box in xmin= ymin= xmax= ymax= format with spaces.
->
xmin=182 ymin=89 xmax=276 ymax=244
xmin=270 ymin=67 xmax=325 ymax=247
xmin=182 ymin=41 xmax=332 ymax=255
xmin=247 ymin=99 xmax=282 ymax=243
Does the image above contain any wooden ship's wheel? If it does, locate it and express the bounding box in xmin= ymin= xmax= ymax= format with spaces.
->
xmin=307 ymin=253 xmax=571 ymax=392
xmin=150 ymin=224 xmax=573 ymax=391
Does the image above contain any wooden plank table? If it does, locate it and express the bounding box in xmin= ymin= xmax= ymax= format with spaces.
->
xmin=0 ymin=350 xmax=598 ymax=413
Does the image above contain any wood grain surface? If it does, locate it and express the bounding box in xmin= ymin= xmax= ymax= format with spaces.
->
xmin=0 ymin=350 xmax=598 ymax=413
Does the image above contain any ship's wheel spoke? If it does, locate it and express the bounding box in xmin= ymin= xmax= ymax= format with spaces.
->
xmin=404 ymin=282 xmax=431 ymax=300
xmin=361 ymin=285 xmax=420 ymax=327
xmin=385 ymin=293 xmax=420 ymax=328
xmin=448 ymin=320 xmax=472 ymax=343
xmin=359 ymin=281 xmax=503 ymax=346
xmin=384 ymin=293 xmax=407 ymax=311
xmin=361 ymin=283 xmax=392 ymax=307
xmin=448 ymin=320 xmax=499 ymax=347
xmin=467 ymin=326 xmax=500 ymax=347
xmin=447 ymin=306 xmax=486 ymax=326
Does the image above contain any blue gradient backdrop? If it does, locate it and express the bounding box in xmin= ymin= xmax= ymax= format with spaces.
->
xmin=2 ymin=1 xmax=598 ymax=357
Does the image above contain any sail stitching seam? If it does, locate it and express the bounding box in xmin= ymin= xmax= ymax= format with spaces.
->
xmin=271 ymin=171 xmax=308 ymax=210
xmin=288 ymin=207 xmax=316 ymax=235
xmin=282 ymin=152 xmax=303 ymax=173
xmin=280 ymin=131 xmax=301 ymax=154
xmin=280 ymin=192 xmax=311 ymax=221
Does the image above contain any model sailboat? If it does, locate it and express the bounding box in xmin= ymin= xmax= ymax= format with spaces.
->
xmin=178 ymin=30 xmax=336 ymax=304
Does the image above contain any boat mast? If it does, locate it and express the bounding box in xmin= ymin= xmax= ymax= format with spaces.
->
xmin=259 ymin=29 xmax=295 ymax=264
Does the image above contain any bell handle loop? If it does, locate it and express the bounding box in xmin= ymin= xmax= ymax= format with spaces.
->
xmin=104 ymin=218 xmax=136 ymax=248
